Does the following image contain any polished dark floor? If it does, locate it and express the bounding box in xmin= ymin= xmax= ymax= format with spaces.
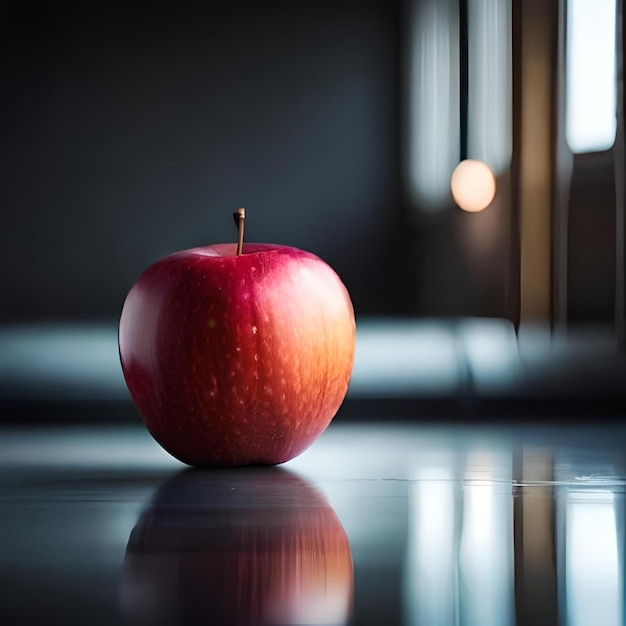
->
xmin=1 ymin=421 xmax=625 ymax=626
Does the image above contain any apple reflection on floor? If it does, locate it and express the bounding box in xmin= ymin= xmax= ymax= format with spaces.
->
xmin=119 ymin=468 xmax=354 ymax=626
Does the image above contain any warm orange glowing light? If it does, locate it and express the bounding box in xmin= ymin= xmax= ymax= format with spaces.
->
xmin=450 ymin=159 xmax=496 ymax=212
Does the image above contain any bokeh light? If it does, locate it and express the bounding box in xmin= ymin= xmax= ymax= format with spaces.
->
xmin=450 ymin=159 xmax=496 ymax=212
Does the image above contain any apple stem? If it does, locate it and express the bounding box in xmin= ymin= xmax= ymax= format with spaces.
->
xmin=233 ymin=208 xmax=245 ymax=255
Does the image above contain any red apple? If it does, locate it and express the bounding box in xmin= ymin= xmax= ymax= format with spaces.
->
xmin=119 ymin=216 xmax=355 ymax=466
xmin=119 ymin=468 xmax=354 ymax=625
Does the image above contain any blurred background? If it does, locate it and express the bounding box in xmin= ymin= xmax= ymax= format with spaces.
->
xmin=0 ymin=0 xmax=625 ymax=419
xmin=2 ymin=4 xmax=626 ymax=625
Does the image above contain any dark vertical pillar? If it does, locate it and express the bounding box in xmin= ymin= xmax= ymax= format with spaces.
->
xmin=509 ymin=0 xmax=523 ymax=330
xmin=553 ymin=0 xmax=574 ymax=333
xmin=459 ymin=0 xmax=469 ymax=162
xmin=513 ymin=448 xmax=559 ymax=626
xmin=520 ymin=0 xmax=556 ymax=326
xmin=511 ymin=0 xmax=568 ymax=333
xmin=616 ymin=0 xmax=625 ymax=349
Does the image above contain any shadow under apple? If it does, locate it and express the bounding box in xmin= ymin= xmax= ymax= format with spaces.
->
xmin=119 ymin=467 xmax=353 ymax=626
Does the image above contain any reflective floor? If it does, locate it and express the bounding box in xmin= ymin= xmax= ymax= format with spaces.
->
xmin=1 ymin=421 xmax=625 ymax=625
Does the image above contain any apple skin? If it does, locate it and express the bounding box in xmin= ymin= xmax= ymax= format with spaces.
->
xmin=119 ymin=468 xmax=354 ymax=626
xmin=119 ymin=243 xmax=355 ymax=466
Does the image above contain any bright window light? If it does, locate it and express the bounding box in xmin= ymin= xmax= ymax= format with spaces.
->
xmin=459 ymin=466 xmax=515 ymax=626
xmin=404 ymin=465 xmax=456 ymax=625
xmin=566 ymin=0 xmax=617 ymax=153
xmin=566 ymin=490 xmax=623 ymax=626
xmin=405 ymin=0 xmax=460 ymax=212
xmin=466 ymin=0 xmax=512 ymax=173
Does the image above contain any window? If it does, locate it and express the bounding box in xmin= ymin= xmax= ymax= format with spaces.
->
xmin=566 ymin=0 xmax=617 ymax=153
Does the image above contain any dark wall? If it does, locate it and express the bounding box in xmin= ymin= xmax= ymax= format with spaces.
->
xmin=1 ymin=0 xmax=407 ymax=322
xmin=1 ymin=0 xmax=618 ymax=325
xmin=568 ymin=152 xmax=617 ymax=324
